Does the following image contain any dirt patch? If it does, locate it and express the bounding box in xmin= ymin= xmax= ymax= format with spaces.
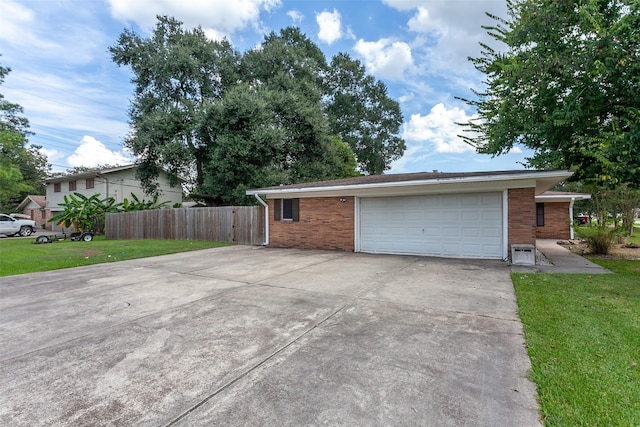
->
xmin=562 ymin=240 xmax=640 ymax=260
xmin=81 ymin=249 xmax=103 ymax=257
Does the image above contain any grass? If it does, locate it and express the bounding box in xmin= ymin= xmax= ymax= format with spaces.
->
xmin=0 ymin=236 xmax=230 ymax=276
xmin=513 ymin=260 xmax=640 ymax=426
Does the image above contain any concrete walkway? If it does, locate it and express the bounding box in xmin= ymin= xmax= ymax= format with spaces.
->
xmin=511 ymin=239 xmax=611 ymax=274
xmin=0 ymin=246 xmax=541 ymax=426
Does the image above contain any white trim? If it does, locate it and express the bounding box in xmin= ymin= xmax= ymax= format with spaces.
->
xmin=246 ymin=170 xmax=572 ymax=198
xmin=253 ymin=194 xmax=269 ymax=246
xmin=569 ymin=197 xmax=575 ymax=240
xmin=503 ymin=189 xmax=509 ymax=260
xmin=354 ymin=197 xmax=360 ymax=252
xmin=535 ymin=193 xmax=591 ymax=202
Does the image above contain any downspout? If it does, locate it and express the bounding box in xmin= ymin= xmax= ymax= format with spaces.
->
xmin=569 ymin=197 xmax=576 ymax=240
xmin=253 ymin=194 xmax=269 ymax=246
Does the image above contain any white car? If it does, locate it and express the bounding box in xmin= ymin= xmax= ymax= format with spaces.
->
xmin=0 ymin=214 xmax=36 ymax=237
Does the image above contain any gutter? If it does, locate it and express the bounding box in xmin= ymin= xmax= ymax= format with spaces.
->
xmin=253 ymin=194 xmax=269 ymax=246
xmin=246 ymin=170 xmax=573 ymax=197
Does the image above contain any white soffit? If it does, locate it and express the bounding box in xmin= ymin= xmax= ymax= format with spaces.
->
xmin=247 ymin=171 xmax=573 ymax=199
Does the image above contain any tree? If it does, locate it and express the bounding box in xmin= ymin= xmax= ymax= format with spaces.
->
xmin=110 ymin=16 xmax=240 ymax=195
xmin=50 ymin=192 xmax=170 ymax=233
xmin=0 ymin=64 xmax=49 ymax=212
xmin=325 ymin=53 xmax=405 ymax=175
xmin=198 ymin=29 xmax=356 ymax=205
xmin=111 ymin=18 xmax=401 ymax=205
xmin=460 ymin=0 xmax=640 ymax=186
xmin=49 ymin=193 xmax=121 ymax=233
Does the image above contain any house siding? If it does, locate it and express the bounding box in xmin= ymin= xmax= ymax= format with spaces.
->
xmin=508 ymin=188 xmax=536 ymax=249
xmin=268 ymin=197 xmax=354 ymax=251
xmin=536 ymin=202 xmax=571 ymax=239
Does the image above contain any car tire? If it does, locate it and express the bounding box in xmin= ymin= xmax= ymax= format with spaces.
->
xmin=82 ymin=233 xmax=93 ymax=242
xmin=35 ymin=235 xmax=50 ymax=244
xmin=19 ymin=226 xmax=33 ymax=237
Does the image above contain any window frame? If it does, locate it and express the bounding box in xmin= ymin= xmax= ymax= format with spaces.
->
xmin=536 ymin=202 xmax=545 ymax=227
xmin=54 ymin=183 xmax=61 ymax=193
xmin=68 ymin=180 xmax=77 ymax=191
xmin=274 ymin=198 xmax=299 ymax=222
xmin=86 ymin=178 xmax=94 ymax=189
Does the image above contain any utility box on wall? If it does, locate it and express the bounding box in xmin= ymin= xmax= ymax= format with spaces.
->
xmin=511 ymin=244 xmax=535 ymax=265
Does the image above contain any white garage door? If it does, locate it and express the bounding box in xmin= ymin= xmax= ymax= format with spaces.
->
xmin=359 ymin=192 xmax=503 ymax=259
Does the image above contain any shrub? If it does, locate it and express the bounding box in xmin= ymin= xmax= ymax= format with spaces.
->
xmin=575 ymin=226 xmax=617 ymax=255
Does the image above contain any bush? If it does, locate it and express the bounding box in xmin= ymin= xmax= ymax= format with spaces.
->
xmin=575 ymin=226 xmax=617 ymax=255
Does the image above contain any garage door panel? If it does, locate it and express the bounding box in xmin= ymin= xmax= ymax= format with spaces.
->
xmin=359 ymin=193 xmax=503 ymax=259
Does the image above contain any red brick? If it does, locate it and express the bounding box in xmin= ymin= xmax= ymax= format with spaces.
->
xmin=268 ymin=197 xmax=354 ymax=251
xmin=536 ymin=202 xmax=571 ymax=239
xmin=508 ymin=188 xmax=536 ymax=249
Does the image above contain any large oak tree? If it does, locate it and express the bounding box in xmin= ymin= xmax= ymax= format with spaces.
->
xmin=111 ymin=17 xmax=404 ymax=205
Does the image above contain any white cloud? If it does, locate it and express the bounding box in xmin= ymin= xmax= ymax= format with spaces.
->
xmin=67 ymin=136 xmax=133 ymax=168
xmin=316 ymin=9 xmax=342 ymax=45
xmin=407 ymin=7 xmax=432 ymax=32
xmin=403 ymin=103 xmax=476 ymax=154
xmin=287 ymin=10 xmax=303 ymax=23
xmin=354 ymin=38 xmax=414 ymax=81
xmin=398 ymin=92 xmax=415 ymax=103
xmin=39 ymin=147 xmax=65 ymax=163
xmin=384 ymin=0 xmax=508 ymax=75
xmin=107 ymin=0 xmax=282 ymax=39
xmin=508 ymin=146 xmax=523 ymax=154
xmin=0 ymin=0 xmax=58 ymax=51
xmin=0 ymin=0 xmax=33 ymax=39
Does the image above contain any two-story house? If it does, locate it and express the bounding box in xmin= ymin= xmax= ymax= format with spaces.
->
xmin=45 ymin=165 xmax=183 ymax=231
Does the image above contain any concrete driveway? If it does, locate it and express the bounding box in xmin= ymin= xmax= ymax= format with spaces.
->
xmin=0 ymin=246 xmax=540 ymax=426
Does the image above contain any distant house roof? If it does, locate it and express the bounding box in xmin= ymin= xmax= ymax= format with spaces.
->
xmin=247 ymin=169 xmax=573 ymax=199
xmin=45 ymin=165 xmax=139 ymax=184
xmin=17 ymin=195 xmax=46 ymax=211
xmin=44 ymin=164 xmax=186 ymax=184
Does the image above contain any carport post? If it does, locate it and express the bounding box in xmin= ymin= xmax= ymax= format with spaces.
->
xmin=569 ymin=196 xmax=576 ymax=240
xmin=254 ymin=194 xmax=269 ymax=246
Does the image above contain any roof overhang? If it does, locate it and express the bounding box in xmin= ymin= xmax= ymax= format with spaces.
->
xmin=535 ymin=192 xmax=592 ymax=203
xmin=246 ymin=170 xmax=573 ymax=199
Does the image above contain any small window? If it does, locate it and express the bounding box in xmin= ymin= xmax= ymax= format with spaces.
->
xmin=69 ymin=181 xmax=77 ymax=191
xmin=86 ymin=178 xmax=94 ymax=189
xmin=54 ymin=183 xmax=61 ymax=193
xmin=41 ymin=210 xmax=46 ymax=220
xmin=274 ymin=199 xmax=299 ymax=222
xmin=536 ymin=203 xmax=545 ymax=227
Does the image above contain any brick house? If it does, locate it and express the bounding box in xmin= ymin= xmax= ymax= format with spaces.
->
xmin=247 ymin=170 xmax=582 ymax=261
xmin=535 ymin=191 xmax=591 ymax=240
xmin=16 ymin=195 xmax=52 ymax=230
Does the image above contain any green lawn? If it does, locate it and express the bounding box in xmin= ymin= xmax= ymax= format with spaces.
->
xmin=0 ymin=236 xmax=230 ymax=277
xmin=513 ymin=260 xmax=640 ymax=426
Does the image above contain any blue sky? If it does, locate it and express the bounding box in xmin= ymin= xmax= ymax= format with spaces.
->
xmin=0 ymin=0 xmax=530 ymax=174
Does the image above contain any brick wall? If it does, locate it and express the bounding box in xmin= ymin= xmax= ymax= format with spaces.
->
xmin=268 ymin=197 xmax=354 ymax=251
xmin=536 ymin=202 xmax=571 ymax=239
xmin=508 ymin=188 xmax=536 ymax=250
xmin=23 ymin=208 xmax=53 ymax=230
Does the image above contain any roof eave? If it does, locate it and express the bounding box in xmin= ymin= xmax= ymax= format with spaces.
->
xmin=246 ymin=170 xmax=573 ymax=198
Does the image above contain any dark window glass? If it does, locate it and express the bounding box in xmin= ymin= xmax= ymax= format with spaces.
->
xmin=69 ymin=181 xmax=77 ymax=191
xmin=282 ymin=199 xmax=293 ymax=220
xmin=54 ymin=183 xmax=61 ymax=192
xmin=86 ymin=178 xmax=94 ymax=189
xmin=536 ymin=203 xmax=545 ymax=227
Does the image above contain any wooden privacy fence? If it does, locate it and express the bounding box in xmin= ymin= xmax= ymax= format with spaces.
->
xmin=105 ymin=206 xmax=265 ymax=245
